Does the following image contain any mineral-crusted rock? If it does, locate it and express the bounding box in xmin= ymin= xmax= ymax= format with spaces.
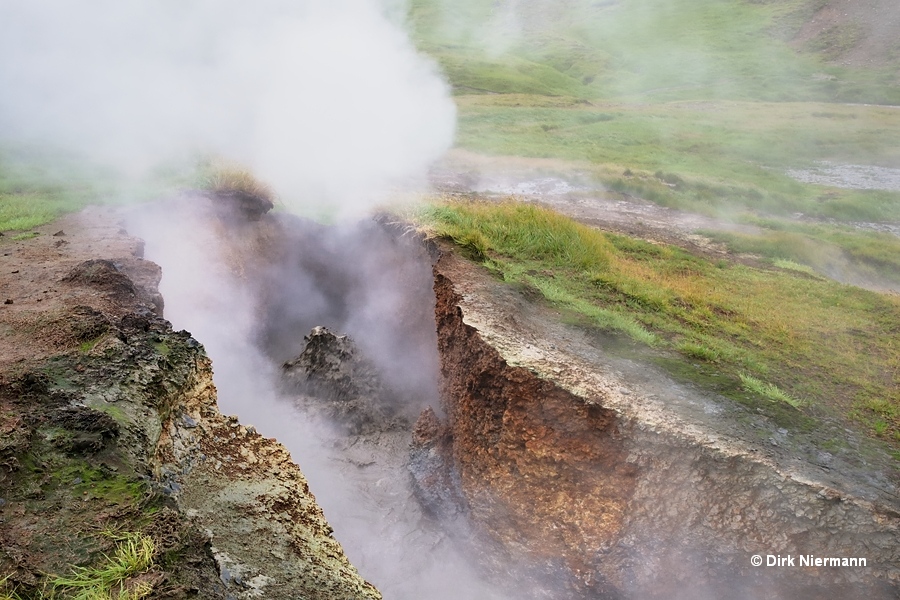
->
xmin=0 ymin=207 xmax=380 ymax=600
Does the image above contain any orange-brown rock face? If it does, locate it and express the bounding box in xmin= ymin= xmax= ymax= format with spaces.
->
xmin=431 ymin=270 xmax=636 ymax=587
xmin=417 ymin=244 xmax=900 ymax=600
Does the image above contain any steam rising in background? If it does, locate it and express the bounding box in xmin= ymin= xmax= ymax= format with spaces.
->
xmin=0 ymin=0 xmax=456 ymax=215
xmin=126 ymin=197 xmax=530 ymax=599
xmin=2 ymin=2 xmax=517 ymax=595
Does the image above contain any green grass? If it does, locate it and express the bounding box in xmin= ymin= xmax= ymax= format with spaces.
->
xmin=740 ymin=373 xmax=805 ymax=408
xmin=50 ymin=534 xmax=155 ymax=600
xmin=0 ymin=146 xmax=120 ymax=232
xmin=415 ymin=199 xmax=900 ymax=442
xmin=410 ymin=0 xmax=900 ymax=103
xmin=677 ymin=341 xmax=722 ymax=363
xmin=409 ymin=0 xmax=900 ymax=247
xmin=772 ymin=258 xmax=821 ymax=277
xmin=413 ymin=0 xmax=900 ymax=289
xmin=1 ymin=574 xmax=24 ymax=600
xmin=451 ymin=98 xmax=900 ymax=221
xmin=702 ymin=219 xmax=900 ymax=289
xmin=0 ymin=145 xmax=205 ymax=232
xmin=2 ymin=534 xmax=156 ymax=600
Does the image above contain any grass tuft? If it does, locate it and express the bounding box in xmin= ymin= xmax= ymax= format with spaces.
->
xmin=421 ymin=200 xmax=615 ymax=271
xmin=51 ymin=534 xmax=156 ymax=600
xmin=740 ymin=373 xmax=804 ymax=408
xmin=678 ymin=341 xmax=721 ymax=363
xmin=203 ymin=164 xmax=274 ymax=206
xmin=772 ymin=258 xmax=820 ymax=277
xmin=1 ymin=574 xmax=23 ymax=600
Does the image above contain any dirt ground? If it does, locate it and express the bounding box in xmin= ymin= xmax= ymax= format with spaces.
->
xmin=0 ymin=207 xmax=223 ymax=596
xmin=0 ymin=207 xmax=158 ymax=369
xmin=791 ymin=0 xmax=900 ymax=68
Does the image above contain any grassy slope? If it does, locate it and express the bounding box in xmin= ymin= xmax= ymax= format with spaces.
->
xmin=410 ymin=0 xmax=900 ymax=282
xmin=0 ymin=148 xmax=110 ymax=231
xmin=407 ymin=0 xmax=900 ymax=451
xmin=410 ymin=0 xmax=900 ymax=103
xmin=416 ymin=200 xmax=900 ymax=452
xmin=455 ymin=97 xmax=900 ymax=220
xmin=0 ymin=147 xmax=201 ymax=233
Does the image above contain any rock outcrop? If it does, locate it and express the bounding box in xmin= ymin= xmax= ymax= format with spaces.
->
xmin=0 ymin=208 xmax=380 ymax=600
xmin=413 ymin=241 xmax=900 ymax=599
xmin=281 ymin=326 xmax=399 ymax=435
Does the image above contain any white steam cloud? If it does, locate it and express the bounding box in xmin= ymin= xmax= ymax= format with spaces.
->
xmin=0 ymin=0 xmax=456 ymax=214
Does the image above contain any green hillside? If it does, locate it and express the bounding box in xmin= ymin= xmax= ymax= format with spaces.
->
xmin=409 ymin=0 xmax=900 ymax=276
xmin=409 ymin=0 xmax=900 ymax=103
xmin=409 ymin=0 xmax=900 ymax=451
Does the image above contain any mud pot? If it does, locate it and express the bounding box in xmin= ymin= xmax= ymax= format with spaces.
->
xmin=124 ymin=192 xmax=897 ymax=599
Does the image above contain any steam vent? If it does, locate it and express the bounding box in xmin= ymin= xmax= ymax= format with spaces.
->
xmin=2 ymin=185 xmax=899 ymax=599
xmin=3 ymin=1 xmax=900 ymax=597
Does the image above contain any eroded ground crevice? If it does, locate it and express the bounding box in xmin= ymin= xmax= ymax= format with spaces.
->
xmin=13 ymin=198 xmax=896 ymax=599
xmin=126 ymin=193 xmax=899 ymax=599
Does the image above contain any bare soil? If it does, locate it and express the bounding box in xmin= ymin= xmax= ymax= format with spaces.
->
xmin=791 ymin=0 xmax=900 ymax=69
xmin=0 ymin=207 xmax=158 ymax=369
xmin=0 ymin=207 xmax=223 ymax=597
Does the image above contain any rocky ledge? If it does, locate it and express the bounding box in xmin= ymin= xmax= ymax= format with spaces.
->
xmin=412 ymin=240 xmax=900 ymax=599
xmin=0 ymin=208 xmax=379 ymax=599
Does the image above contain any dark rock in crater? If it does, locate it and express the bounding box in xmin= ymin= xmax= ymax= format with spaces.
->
xmin=281 ymin=326 xmax=401 ymax=435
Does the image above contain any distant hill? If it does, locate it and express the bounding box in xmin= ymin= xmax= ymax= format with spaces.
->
xmin=408 ymin=0 xmax=900 ymax=104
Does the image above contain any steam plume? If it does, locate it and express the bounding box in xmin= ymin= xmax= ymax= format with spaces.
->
xmin=0 ymin=0 xmax=456 ymax=215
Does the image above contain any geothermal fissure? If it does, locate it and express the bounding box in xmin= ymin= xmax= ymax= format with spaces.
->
xmin=131 ymin=196 xmax=899 ymax=600
xmin=131 ymin=196 xmax=530 ymax=600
